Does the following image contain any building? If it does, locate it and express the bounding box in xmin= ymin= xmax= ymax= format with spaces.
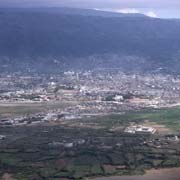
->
xmin=124 ymin=125 xmax=156 ymax=135
xmin=0 ymin=135 xmax=6 ymax=140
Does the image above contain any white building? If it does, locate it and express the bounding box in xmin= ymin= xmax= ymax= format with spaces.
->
xmin=125 ymin=125 xmax=156 ymax=134
xmin=114 ymin=95 xmax=124 ymax=102
xmin=0 ymin=135 xmax=6 ymax=140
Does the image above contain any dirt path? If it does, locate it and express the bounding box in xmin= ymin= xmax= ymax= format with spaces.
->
xmin=92 ymin=168 xmax=180 ymax=180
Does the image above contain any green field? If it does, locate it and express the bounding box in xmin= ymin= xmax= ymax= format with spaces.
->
xmin=84 ymin=107 xmax=180 ymax=132
xmin=0 ymin=106 xmax=180 ymax=180
xmin=0 ymin=101 xmax=180 ymax=131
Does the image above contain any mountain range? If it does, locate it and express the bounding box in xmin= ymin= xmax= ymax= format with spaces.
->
xmin=0 ymin=7 xmax=180 ymax=74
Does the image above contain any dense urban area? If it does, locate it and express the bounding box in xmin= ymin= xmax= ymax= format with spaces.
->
xmin=1 ymin=71 xmax=180 ymax=119
xmin=0 ymin=71 xmax=179 ymax=180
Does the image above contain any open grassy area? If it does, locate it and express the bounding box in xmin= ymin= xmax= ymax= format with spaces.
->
xmin=84 ymin=107 xmax=180 ymax=132
xmin=0 ymin=101 xmax=77 ymax=117
xmin=123 ymin=107 xmax=180 ymax=132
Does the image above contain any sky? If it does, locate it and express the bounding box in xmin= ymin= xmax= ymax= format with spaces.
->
xmin=0 ymin=0 xmax=180 ymax=18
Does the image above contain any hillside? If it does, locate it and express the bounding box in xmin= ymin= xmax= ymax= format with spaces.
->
xmin=0 ymin=8 xmax=180 ymax=73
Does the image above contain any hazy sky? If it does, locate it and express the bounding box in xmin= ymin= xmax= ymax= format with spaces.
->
xmin=0 ymin=0 xmax=180 ymax=18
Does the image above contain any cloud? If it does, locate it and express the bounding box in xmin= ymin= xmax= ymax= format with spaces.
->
xmin=145 ymin=11 xmax=157 ymax=18
xmin=116 ymin=8 xmax=140 ymax=14
xmin=94 ymin=8 xmax=158 ymax=18
xmin=94 ymin=8 xmax=140 ymax=14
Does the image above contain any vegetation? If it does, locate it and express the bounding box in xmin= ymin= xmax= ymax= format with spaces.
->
xmin=1 ymin=8 xmax=180 ymax=73
xmin=84 ymin=107 xmax=180 ymax=131
xmin=0 ymin=101 xmax=76 ymax=117
xmin=0 ymin=107 xmax=180 ymax=179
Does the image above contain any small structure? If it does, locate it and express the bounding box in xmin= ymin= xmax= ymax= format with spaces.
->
xmin=124 ymin=125 xmax=156 ymax=135
xmin=64 ymin=142 xmax=73 ymax=148
xmin=0 ymin=135 xmax=6 ymax=140
xmin=114 ymin=95 xmax=124 ymax=102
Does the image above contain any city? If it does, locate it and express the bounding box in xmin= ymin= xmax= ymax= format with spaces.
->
xmin=0 ymin=71 xmax=180 ymax=179
xmin=0 ymin=2 xmax=180 ymax=180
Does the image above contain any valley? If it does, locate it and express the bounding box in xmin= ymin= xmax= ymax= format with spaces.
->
xmin=0 ymin=6 xmax=180 ymax=180
xmin=0 ymin=71 xmax=180 ymax=179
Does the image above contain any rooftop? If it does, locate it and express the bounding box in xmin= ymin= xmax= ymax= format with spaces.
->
xmin=125 ymin=125 xmax=156 ymax=134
